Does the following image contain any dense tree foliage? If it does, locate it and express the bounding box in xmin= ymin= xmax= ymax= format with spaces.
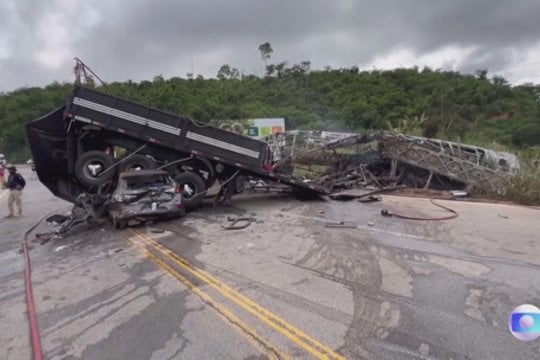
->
xmin=1 ymin=64 xmax=540 ymax=162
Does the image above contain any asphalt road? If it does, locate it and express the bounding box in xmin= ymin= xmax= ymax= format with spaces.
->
xmin=1 ymin=166 xmax=539 ymax=359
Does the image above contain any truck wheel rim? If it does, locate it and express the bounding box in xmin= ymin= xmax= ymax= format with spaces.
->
xmin=182 ymin=183 xmax=196 ymax=199
xmin=85 ymin=161 xmax=105 ymax=177
xmin=126 ymin=163 xmax=144 ymax=171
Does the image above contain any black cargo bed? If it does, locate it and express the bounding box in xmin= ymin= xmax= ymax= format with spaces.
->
xmin=67 ymin=87 xmax=329 ymax=194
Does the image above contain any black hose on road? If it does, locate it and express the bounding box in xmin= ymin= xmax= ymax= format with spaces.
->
xmin=381 ymin=198 xmax=458 ymax=221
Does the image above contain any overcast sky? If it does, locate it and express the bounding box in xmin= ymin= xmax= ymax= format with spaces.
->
xmin=2 ymin=0 xmax=540 ymax=92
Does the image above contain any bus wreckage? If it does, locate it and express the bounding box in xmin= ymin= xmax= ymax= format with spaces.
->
xmin=265 ymin=130 xmax=519 ymax=194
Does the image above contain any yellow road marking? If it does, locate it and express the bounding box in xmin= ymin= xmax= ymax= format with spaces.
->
xmin=130 ymin=229 xmax=345 ymax=360
xmin=124 ymin=233 xmax=290 ymax=360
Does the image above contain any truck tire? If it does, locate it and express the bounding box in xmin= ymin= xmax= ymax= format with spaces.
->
xmin=175 ymin=171 xmax=206 ymax=210
xmin=177 ymin=158 xmax=215 ymax=188
xmin=75 ymin=151 xmax=115 ymax=188
xmin=118 ymin=154 xmax=157 ymax=173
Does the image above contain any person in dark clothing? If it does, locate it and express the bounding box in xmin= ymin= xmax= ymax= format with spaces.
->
xmin=0 ymin=164 xmax=5 ymax=188
xmin=4 ymin=165 xmax=25 ymax=218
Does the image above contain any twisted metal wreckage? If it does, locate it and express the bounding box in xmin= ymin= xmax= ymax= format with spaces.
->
xmin=33 ymin=129 xmax=519 ymax=237
xmin=264 ymin=130 xmax=519 ymax=194
xmin=26 ymin=59 xmax=520 ymax=236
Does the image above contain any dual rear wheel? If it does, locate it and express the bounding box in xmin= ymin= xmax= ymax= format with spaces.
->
xmin=74 ymin=152 xmax=158 ymax=187
xmin=174 ymin=171 xmax=207 ymax=209
xmin=74 ymin=150 xmax=208 ymax=210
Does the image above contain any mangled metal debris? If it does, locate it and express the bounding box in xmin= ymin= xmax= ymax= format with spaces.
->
xmin=266 ymin=130 xmax=518 ymax=194
xmin=109 ymin=170 xmax=186 ymax=229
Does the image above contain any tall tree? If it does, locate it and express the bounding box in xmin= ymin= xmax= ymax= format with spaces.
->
xmin=258 ymin=42 xmax=273 ymax=67
xmin=217 ymin=64 xmax=240 ymax=80
xmin=217 ymin=64 xmax=232 ymax=80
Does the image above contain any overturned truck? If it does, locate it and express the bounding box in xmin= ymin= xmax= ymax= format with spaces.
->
xmin=26 ymin=86 xmax=328 ymax=225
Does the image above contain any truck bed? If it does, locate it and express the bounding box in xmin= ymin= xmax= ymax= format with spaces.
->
xmin=68 ymin=87 xmax=268 ymax=168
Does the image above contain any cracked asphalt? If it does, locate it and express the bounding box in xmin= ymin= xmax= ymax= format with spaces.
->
xmin=1 ymin=165 xmax=539 ymax=359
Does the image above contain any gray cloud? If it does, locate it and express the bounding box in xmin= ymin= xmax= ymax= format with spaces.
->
xmin=2 ymin=0 xmax=540 ymax=91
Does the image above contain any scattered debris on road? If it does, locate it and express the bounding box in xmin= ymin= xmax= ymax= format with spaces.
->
xmin=54 ymin=245 xmax=68 ymax=252
xmin=324 ymin=221 xmax=357 ymax=229
xmin=221 ymin=217 xmax=257 ymax=230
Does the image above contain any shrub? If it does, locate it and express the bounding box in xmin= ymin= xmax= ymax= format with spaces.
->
xmin=503 ymin=167 xmax=540 ymax=205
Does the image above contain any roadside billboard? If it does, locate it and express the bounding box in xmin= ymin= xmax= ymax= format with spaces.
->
xmin=248 ymin=118 xmax=285 ymax=137
xmin=210 ymin=118 xmax=285 ymax=138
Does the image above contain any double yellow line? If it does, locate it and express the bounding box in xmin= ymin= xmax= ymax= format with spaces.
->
xmin=126 ymin=229 xmax=345 ymax=360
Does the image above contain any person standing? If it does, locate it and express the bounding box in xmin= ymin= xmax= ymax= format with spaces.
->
xmin=4 ymin=165 xmax=25 ymax=218
xmin=0 ymin=164 xmax=5 ymax=188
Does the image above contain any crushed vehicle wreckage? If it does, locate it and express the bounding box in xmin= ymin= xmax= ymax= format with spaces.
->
xmin=25 ymin=61 xmax=519 ymax=235
xmin=108 ymin=170 xmax=186 ymax=229
xmin=264 ymin=130 xmax=519 ymax=194
xmin=27 ymin=110 xmax=519 ymax=235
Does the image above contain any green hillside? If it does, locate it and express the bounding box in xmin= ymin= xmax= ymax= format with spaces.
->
xmin=1 ymin=64 xmax=540 ymax=163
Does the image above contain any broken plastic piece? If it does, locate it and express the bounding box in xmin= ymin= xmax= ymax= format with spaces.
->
xmin=324 ymin=221 xmax=357 ymax=228
xmin=221 ymin=217 xmax=256 ymax=230
xmin=449 ymin=190 xmax=468 ymax=197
